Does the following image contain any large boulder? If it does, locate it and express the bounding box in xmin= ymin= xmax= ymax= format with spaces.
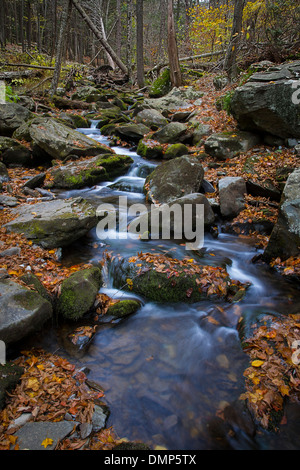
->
xmin=115 ymin=123 xmax=150 ymax=143
xmin=204 ymin=131 xmax=261 ymax=160
xmin=0 ymin=279 xmax=52 ymax=345
xmin=263 ymin=169 xmax=300 ymax=261
xmin=137 ymin=139 xmax=164 ymax=160
xmin=0 ymin=103 xmax=34 ymax=137
xmin=218 ymin=177 xmax=247 ymax=218
xmin=0 ymin=136 xmax=32 ymax=167
xmin=15 ymin=117 xmax=113 ymax=161
xmin=230 ymin=61 xmax=300 ymax=139
xmin=56 ymin=266 xmax=102 ymax=321
xmin=152 ymin=122 xmax=187 ymax=144
xmin=145 ymin=155 xmax=205 ymax=204
xmin=4 ymin=197 xmax=98 ymax=249
xmin=135 ymin=109 xmax=168 ymax=130
xmin=49 ymin=154 xmax=134 ymax=189
xmin=144 ymin=86 xmax=204 ymax=112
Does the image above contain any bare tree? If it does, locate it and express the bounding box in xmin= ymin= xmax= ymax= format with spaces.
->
xmin=224 ymin=0 xmax=245 ymax=81
xmin=167 ymin=0 xmax=182 ymax=87
xmin=136 ymin=0 xmax=145 ymax=88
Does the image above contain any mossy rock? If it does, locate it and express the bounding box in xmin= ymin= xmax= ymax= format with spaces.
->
xmin=50 ymin=154 xmax=134 ymax=189
xmin=149 ymin=68 xmax=171 ymax=98
xmin=163 ymin=143 xmax=189 ymax=160
xmin=137 ymin=139 xmax=164 ymax=160
xmin=56 ymin=267 xmax=102 ymax=321
xmin=20 ymin=272 xmax=53 ymax=305
xmin=107 ymin=300 xmax=141 ymax=318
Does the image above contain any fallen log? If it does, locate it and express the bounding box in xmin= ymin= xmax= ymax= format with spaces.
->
xmin=51 ymin=95 xmax=90 ymax=110
xmin=0 ymin=69 xmax=39 ymax=80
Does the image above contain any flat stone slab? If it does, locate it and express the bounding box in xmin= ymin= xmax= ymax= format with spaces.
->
xmin=4 ymin=197 xmax=98 ymax=249
xmin=14 ymin=421 xmax=77 ymax=450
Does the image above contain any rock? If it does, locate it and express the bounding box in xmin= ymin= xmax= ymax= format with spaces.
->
xmin=56 ymin=266 xmax=102 ymax=321
xmin=230 ymin=61 xmax=300 ymax=139
xmin=163 ymin=143 xmax=189 ymax=160
xmin=20 ymin=272 xmax=53 ymax=305
xmin=137 ymin=139 xmax=164 ymax=160
xmin=218 ymin=177 xmax=247 ymax=218
xmin=213 ymin=75 xmax=229 ymax=90
xmin=109 ymin=176 xmax=145 ymax=193
xmin=152 ymin=122 xmax=187 ymax=144
xmin=107 ymin=300 xmax=141 ymax=318
xmin=23 ymin=173 xmax=46 ymax=189
xmin=0 ymin=363 xmax=24 ymax=410
xmin=0 ymin=247 xmax=21 ymax=257
xmin=263 ymin=168 xmax=300 ymax=261
xmin=4 ymin=197 xmax=98 ymax=249
xmin=14 ymin=421 xmax=76 ymax=450
xmin=148 ymin=68 xmax=171 ymax=98
xmin=93 ymin=107 xmax=122 ymax=127
xmin=0 ymin=103 xmax=34 ymax=137
xmin=136 ymin=109 xmax=168 ymax=130
xmin=0 ymin=195 xmax=19 ymax=207
xmin=71 ymin=86 xmax=102 ymax=102
xmin=0 ymin=279 xmax=52 ymax=345
xmin=145 ymin=155 xmax=205 ymax=204
xmin=204 ymin=131 xmax=261 ymax=160
xmin=0 ymin=162 xmax=9 ymax=185
xmin=246 ymin=179 xmax=281 ymax=202
xmin=0 ymin=136 xmax=32 ymax=167
xmin=92 ymin=404 xmax=108 ymax=432
xmin=49 ymin=154 xmax=133 ymax=189
xmin=295 ymin=144 xmax=300 ymax=156
xmin=28 ymin=117 xmax=113 ymax=160
xmin=144 ymin=86 xmax=203 ymax=112
xmin=192 ymin=123 xmax=212 ymax=145
xmin=116 ymin=123 xmax=150 ymax=143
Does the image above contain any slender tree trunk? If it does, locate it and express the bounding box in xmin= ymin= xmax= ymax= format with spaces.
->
xmin=116 ymin=0 xmax=122 ymax=58
xmin=100 ymin=17 xmax=115 ymax=69
xmin=126 ymin=0 xmax=133 ymax=80
xmin=167 ymin=0 xmax=182 ymax=87
xmin=136 ymin=0 xmax=145 ymax=88
xmin=224 ymin=0 xmax=245 ymax=81
xmin=50 ymin=0 xmax=73 ymax=97
xmin=71 ymin=0 xmax=128 ymax=75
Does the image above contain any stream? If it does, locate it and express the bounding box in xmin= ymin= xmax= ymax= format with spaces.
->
xmin=17 ymin=123 xmax=300 ymax=450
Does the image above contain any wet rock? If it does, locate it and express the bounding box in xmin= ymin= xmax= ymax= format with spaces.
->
xmin=230 ymin=61 xmax=300 ymax=139
xmin=14 ymin=421 xmax=76 ymax=450
xmin=219 ymin=177 xmax=247 ymax=218
xmin=0 ymin=279 xmax=52 ymax=345
xmin=4 ymin=197 xmax=98 ymax=249
xmin=204 ymin=131 xmax=261 ymax=160
xmin=263 ymin=168 xmax=300 ymax=261
xmin=56 ymin=266 xmax=102 ymax=321
xmin=107 ymin=300 xmax=142 ymax=318
xmin=145 ymin=155 xmax=204 ymax=204
xmin=0 ymin=103 xmax=34 ymax=137
xmin=20 ymin=272 xmax=53 ymax=305
xmin=71 ymin=86 xmax=102 ymax=103
xmin=0 ymin=162 xmax=9 ymax=186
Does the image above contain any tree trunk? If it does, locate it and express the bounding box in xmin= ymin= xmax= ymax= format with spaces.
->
xmin=167 ymin=0 xmax=182 ymax=87
xmin=126 ymin=0 xmax=133 ymax=80
xmin=50 ymin=0 xmax=73 ymax=97
xmin=224 ymin=0 xmax=245 ymax=81
xmin=100 ymin=17 xmax=115 ymax=69
xmin=136 ymin=0 xmax=145 ymax=88
xmin=71 ymin=0 xmax=128 ymax=75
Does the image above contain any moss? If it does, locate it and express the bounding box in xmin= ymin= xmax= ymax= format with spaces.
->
xmin=164 ymin=143 xmax=189 ymax=160
xmin=149 ymin=68 xmax=171 ymax=98
xmin=107 ymin=300 xmax=141 ymax=318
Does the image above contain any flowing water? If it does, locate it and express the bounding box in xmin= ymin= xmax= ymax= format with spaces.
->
xmin=18 ymin=123 xmax=300 ymax=450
